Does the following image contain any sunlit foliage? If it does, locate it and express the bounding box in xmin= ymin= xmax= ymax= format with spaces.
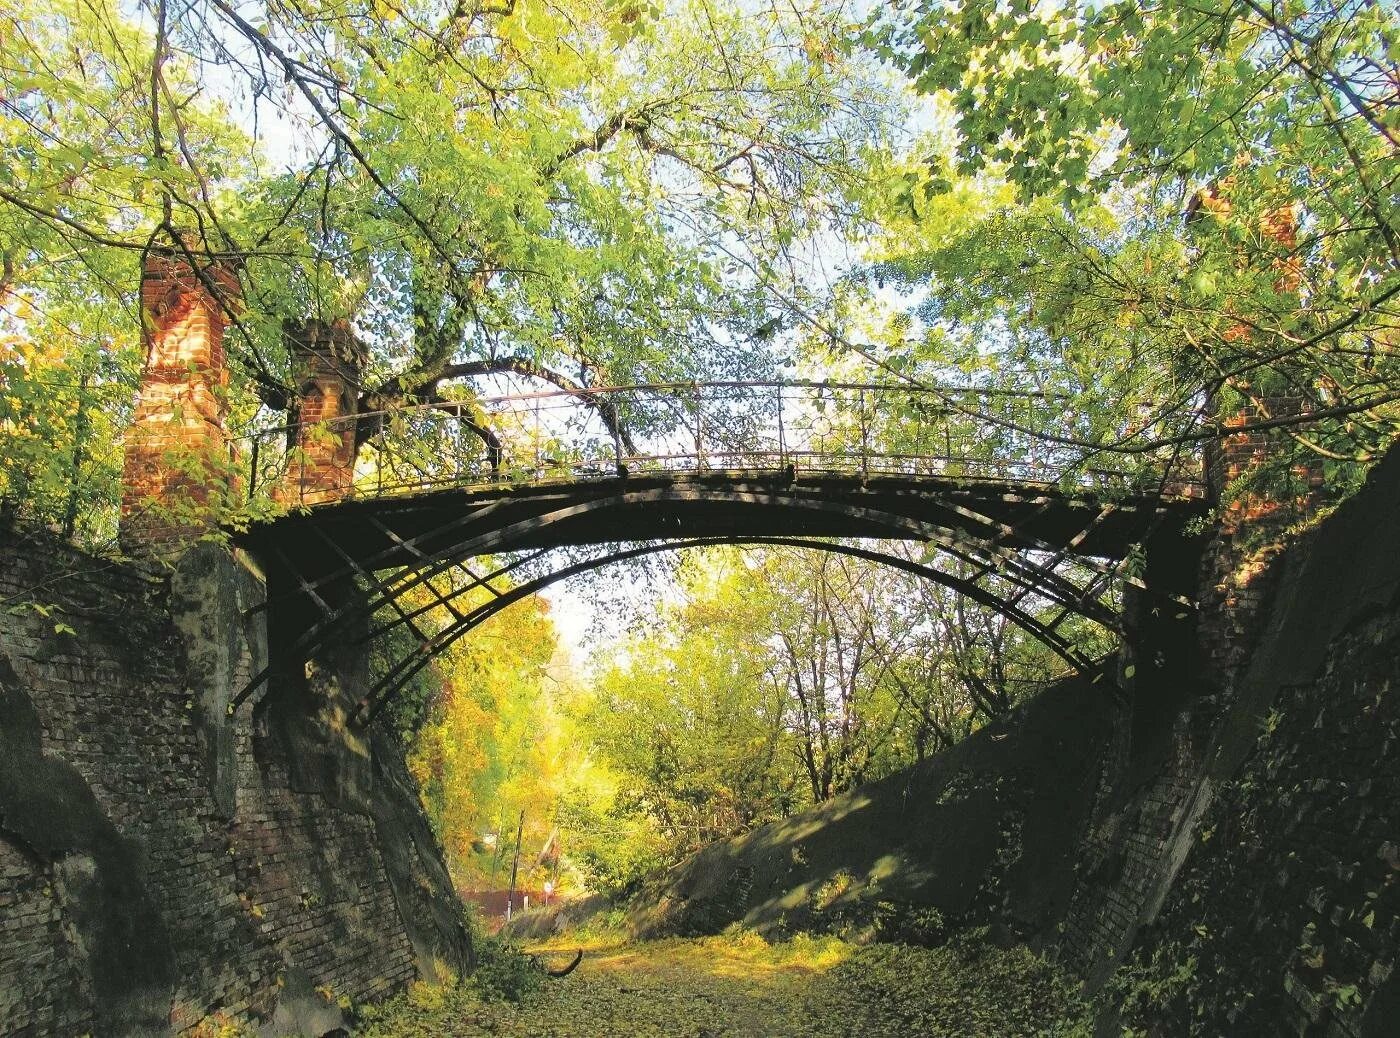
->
xmin=1 ymin=0 xmax=900 ymax=541
xmin=565 ymin=543 xmax=1081 ymax=887
xmin=854 ymin=0 xmax=1399 ymax=491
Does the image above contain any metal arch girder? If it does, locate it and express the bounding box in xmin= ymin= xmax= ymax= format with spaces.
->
xmin=326 ymin=501 xmax=1116 ymax=699
xmin=350 ymin=535 xmax=1111 ymax=728
xmin=233 ymin=482 xmax=1163 ymax=710
xmin=238 ymin=486 xmax=926 ymax=692
xmin=354 ymin=486 xmax=1124 ymax=628
xmin=239 ymin=472 xmax=1164 ymax=619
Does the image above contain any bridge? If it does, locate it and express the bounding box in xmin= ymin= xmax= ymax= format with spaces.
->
xmin=221 ymin=381 xmax=1209 ymax=724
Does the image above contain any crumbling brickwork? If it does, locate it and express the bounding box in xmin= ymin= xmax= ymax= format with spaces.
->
xmin=0 ymin=528 xmax=468 ymax=1035
xmin=282 ymin=318 xmax=365 ymax=506
xmin=0 ymin=837 xmax=93 ymax=1036
xmin=1107 ymin=588 xmax=1400 ymax=1036
xmin=120 ymin=238 xmax=241 ymax=553
xmin=229 ymin=750 xmax=417 ymax=1012
xmin=1080 ymin=445 xmax=1400 ymax=1034
xmin=1056 ymin=714 xmax=1201 ymax=985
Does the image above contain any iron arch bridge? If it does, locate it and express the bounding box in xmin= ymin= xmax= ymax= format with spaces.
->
xmin=231 ymin=381 xmax=1208 ymax=724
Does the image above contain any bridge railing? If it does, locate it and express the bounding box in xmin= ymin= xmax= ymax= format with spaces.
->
xmin=239 ymin=381 xmax=1205 ymax=504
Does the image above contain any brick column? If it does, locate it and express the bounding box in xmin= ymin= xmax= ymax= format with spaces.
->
xmin=1191 ymin=196 xmax=1328 ymax=689
xmin=1205 ymin=395 xmax=1327 ymax=529
xmin=1198 ymin=393 xmax=1327 ymax=688
xmin=283 ymin=319 xmax=365 ymax=506
xmin=120 ymin=238 xmax=240 ymax=555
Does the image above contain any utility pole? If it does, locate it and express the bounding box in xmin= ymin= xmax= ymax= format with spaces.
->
xmin=506 ymin=808 xmax=525 ymax=921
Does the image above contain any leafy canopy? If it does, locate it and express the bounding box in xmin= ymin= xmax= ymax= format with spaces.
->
xmin=857 ymin=0 xmax=1399 ymax=487
xmin=1 ymin=0 xmax=898 ymax=537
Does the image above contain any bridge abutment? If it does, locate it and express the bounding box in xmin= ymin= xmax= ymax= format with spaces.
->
xmin=0 ymin=526 xmax=470 ymax=1035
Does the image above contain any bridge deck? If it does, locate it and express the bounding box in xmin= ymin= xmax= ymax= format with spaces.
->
xmin=236 ymin=470 xmax=1206 ymax=577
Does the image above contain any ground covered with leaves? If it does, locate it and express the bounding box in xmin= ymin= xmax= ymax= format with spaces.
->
xmin=356 ymin=931 xmax=1091 ymax=1037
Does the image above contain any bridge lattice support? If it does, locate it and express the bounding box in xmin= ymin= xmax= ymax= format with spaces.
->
xmin=230 ymin=474 xmax=1206 ymax=723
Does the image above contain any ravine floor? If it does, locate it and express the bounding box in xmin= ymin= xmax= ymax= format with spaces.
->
xmin=356 ymin=933 xmax=1090 ymax=1037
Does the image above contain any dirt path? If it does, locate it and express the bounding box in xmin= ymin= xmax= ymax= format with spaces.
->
xmin=357 ymin=933 xmax=1090 ymax=1037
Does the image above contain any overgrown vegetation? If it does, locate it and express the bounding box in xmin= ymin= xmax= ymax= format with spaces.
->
xmin=357 ymin=930 xmax=1092 ymax=1037
xmin=862 ymin=0 xmax=1399 ymax=484
xmin=4 ymin=0 xmax=1392 ymax=539
xmin=464 ymin=929 xmax=550 ymax=1005
xmin=391 ymin=541 xmax=1081 ymax=903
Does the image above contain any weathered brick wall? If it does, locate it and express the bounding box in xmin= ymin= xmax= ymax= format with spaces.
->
xmin=0 ymin=535 xmax=270 ymax=1034
xmin=1117 ymin=606 xmax=1400 ymax=1035
xmin=1050 ymin=532 xmax=1212 ymax=986
xmin=0 ymin=838 xmax=93 ymax=1036
xmin=229 ymin=750 xmax=417 ymax=1013
xmin=1056 ymin=712 xmax=1203 ymax=986
xmin=0 ymin=527 xmax=468 ymax=1035
xmin=1197 ymin=537 xmax=1285 ymax=694
xmin=1043 ymin=441 xmax=1396 ymax=1032
xmin=1048 ymin=392 xmax=1332 ymax=999
xmin=1089 ymin=445 xmax=1400 ymax=1035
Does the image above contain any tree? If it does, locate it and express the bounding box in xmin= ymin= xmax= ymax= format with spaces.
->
xmin=1 ymin=0 xmax=900 ymax=543
xmin=581 ymin=550 xmax=796 ymax=860
xmin=881 ymin=546 xmax=1107 ymax=762
xmin=401 ymin=575 xmax=571 ymax=883
xmin=855 ymin=1 xmax=1399 ymax=489
xmin=573 ymin=541 xmax=1084 ymax=872
xmin=0 ymin=306 xmax=130 ymax=541
xmin=760 ymin=549 xmax=912 ymax=801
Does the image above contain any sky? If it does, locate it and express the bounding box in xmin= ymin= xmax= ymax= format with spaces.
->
xmin=544 ymin=585 xmax=596 ymax=661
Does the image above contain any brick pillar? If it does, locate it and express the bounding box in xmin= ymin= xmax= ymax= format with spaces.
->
xmin=1199 ymin=391 xmax=1328 ymax=682
xmin=1205 ymin=395 xmax=1327 ymax=528
xmin=120 ymin=238 xmax=240 ymax=554
xmin=1198 ymin=393 xmax=1326 ymax=688
xmin=1191 ymin=195 xmax=1329 ymax=690
xmin=283 ymin=319 xmax=365 ymax=506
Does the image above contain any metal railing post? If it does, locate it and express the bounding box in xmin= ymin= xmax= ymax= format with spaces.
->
xmin=777 ymin=383 xmax=786 ymax=466
xmin=220 ymin=381 xmax=1202 ymax=511
xmin=694 ymin=382 xmax=704 ymax=468
xmin=455 ymin=402 xmax=464 ymax=482
xmin=859 ymin=387 xmax=870 ymax=482
xmin=612 ymin=393 xmax=627 ymax=478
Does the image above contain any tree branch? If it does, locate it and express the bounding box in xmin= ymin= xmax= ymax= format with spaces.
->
xmin=363 ymin=355 xmax=638 ymax=454
xmin=542 ymin=102 xmax=668 ymax=178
